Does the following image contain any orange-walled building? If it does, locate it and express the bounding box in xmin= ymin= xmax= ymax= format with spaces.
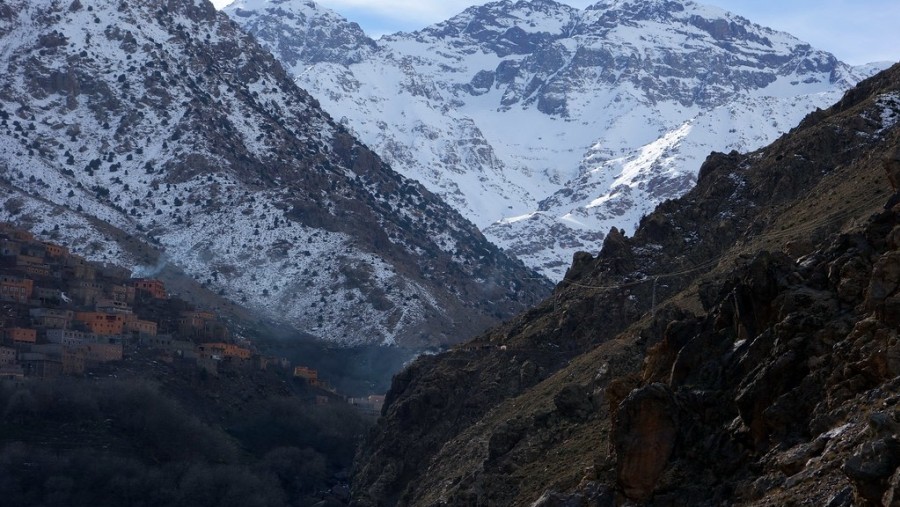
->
xmin=0 ymin=275 xmax=33 ymax=303
xmin=74 ymin=312 xmax=126 ymax=335
xmin=42 ymin=242 xmax=68 ymax=258
xmin=198 ymin=342 xmax=251 ymax=361
xmin=13 ymin=255 xmax=51 ymax=278
xmin=4 ymin=328 xmax=36 ymax=344
xmin=8 ymin=229 xmax=33 ymax=242
xmin=132 ymin=279 xmax=167 ymax=299
xmin=293 ymin=366 xmax=320 ymax=386
xmin=179 ymin=310 xmax=215 ymax=330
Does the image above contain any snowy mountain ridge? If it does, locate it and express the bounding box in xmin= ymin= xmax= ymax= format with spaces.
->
xmin=0 ymin=0 xmax=550 ymax=347
xmin=227 ymin=0 xmax=887 ymax=279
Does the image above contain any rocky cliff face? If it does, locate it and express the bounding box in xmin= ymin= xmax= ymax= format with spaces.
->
xmin=227 ymin=0 xmax=884 ymax=280
xmin=0 ymin=0 xmax=551 ymax=347
xmin=351 ymin=64 xmax=900 ymax=505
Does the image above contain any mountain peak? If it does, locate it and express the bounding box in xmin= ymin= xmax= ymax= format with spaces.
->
xmin=230 ymin=0 xmax=883 ymax=281
xmin=588 ymin=0 xmax=689 ymax=12
xmin=225 ymin=0 xmax=375 ymax=66
xmin=229 ymin=0 xmax=321 ymax=16
xmin=417 ymin=0 xmax=580 ymax=47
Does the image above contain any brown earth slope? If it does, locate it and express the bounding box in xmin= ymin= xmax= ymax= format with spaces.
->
xmin=351 ymin=64 xmax=900 ymax=506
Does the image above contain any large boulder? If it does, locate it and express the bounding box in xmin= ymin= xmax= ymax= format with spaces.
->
xmin=844 ymin=437 xmax=900 ymax=506
xmin=614 ymin=383 xmax=678 ymax=501
xmin=554 ymin=384 xmax=594 ymax=421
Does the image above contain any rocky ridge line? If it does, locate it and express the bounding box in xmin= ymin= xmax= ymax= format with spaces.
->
xmin=227 ymin=0 xmax=885 ymax=280
xmin=350 ymin=63 xmax=900 ymax=505
xmin=0 ymin=0 xmax=551 ymax=347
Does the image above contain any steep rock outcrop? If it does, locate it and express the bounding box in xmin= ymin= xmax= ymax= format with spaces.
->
xmin=614 ymin=383 xmax=678 ymax=501
xmin=352 ymin=64 xmax=900 ymax=506
xmin=616 ymin=197 xmax=900 ymax=503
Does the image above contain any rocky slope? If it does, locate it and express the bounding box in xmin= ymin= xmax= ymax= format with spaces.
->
xmin=226 ymin=0 xmax=885 ymax=280
xmin=351 ymin=64 xmax=900 ymax=505
xmin=0 ymin=0 xmax=551 ymax=347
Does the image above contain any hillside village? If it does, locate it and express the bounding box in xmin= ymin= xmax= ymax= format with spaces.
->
xmin=0 ymin=222 xmax=354 ymax=398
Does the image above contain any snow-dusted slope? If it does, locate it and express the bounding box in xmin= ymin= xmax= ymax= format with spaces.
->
xmin=0 ymin=0 xmax=550 ymax=347
xmin=227 ymin=0 xmax=887 ymax=279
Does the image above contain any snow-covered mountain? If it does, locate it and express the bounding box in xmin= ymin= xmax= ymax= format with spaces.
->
xmin=0 ymin=0 xmax=551 ymax=347
xmin=226 ymin=0 xmax=886 ymax=279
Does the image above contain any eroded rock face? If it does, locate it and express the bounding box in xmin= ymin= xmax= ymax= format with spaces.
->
xmin=885 ymin=148 xmax=900 ymax=190
xmin=882 ymin=468 xmax=900 ymax=506
xmin=866 ymin=251 xmax=900 ymax=326
xmin=611 ymin=200 xmax=900 ymax=502
xmin=554 ymin=384 xmax=594 ymax=421
xmin=614 ymin=383 xmax=678 ymax=501
xmin=844 ymin=438 xmax=900 ymax=506
xmin=351 ymin=67 xmax=900 ymax=506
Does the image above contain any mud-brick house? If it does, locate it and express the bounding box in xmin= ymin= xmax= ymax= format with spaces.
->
xmin=5 ymin=254 xmax=51 ymax=278
xmin=132 ymin=278 xmax=167 ymax=299
xmin=293 ymin=366 xmax=320 ymax=386
xmin=178 ymin=310 xmax=227 ymax=339
xmin=0 ymin=238 xmax=21 ymax=256
xmin=107 ymin=284 xmax=135 ymax=305
xmin=5 ymin=228 xmax=33 ymax=243
xmin=0 ymin=275 xmax=33 ymax=303
xmin=34 ymin=340 xmax=122 ymax=368
xmin=64 ymin=255 xmax=96 ymax=281
xmin=180 ymin=310 xmax=215 ymax=329
xmin=198 ymin=342 xmax=251 ymax=361
xmin=29 ymin=308 xmax=74 ymax=329
xmin=203 ymin=319 xmax=230 ymax=341
xmin=71 ymin=281 xmax=104 ymax=306
xmin=98 ymin=263 xmax=130 ymax=280
xmin=33 ymin=287 xmax=64 ymax=306
xmin=257 ymin=355 xmax=292 ymax=371
xmin=42 ymin=242 xmax=68 ymax=259
xmin=0 ymin=345 xmax=16 ymax=365
xmin=144 ymin=334 xmax=175 ymax=350
xmin=74 ymin=312 xmax=126 ymax=335
xmin=46 ymin=329 xmax=92 ymax=346
xmin=125 ymin=318 xmax=157 ymax=337
xmin=19 ymin=242 xmax=47 ymax=259
xmin=0 ymin=363 xmax=24 ymax=380
xmin=95 ymin=298 xmax=132 ymax=315
xmin=348 ymin=395 xmax=386 ymax=419
xmin=80 ymin=342 xmax=124 ymax=363
xmin=30 ymin=343 xmax=63 ymax=356
xmin=18 ymin=352 xmax=61 ymax=378
xmin=62 ymin=347 xmax=86 ymax=375
xmin=143 ymin=334 xmax=195 ymax=358
xmin=3 ymin=327 xmax=36 ymax=345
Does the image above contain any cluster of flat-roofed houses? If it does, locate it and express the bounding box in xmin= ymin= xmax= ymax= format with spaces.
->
xmin=0 ymin=223 xmax=316 ymax=382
